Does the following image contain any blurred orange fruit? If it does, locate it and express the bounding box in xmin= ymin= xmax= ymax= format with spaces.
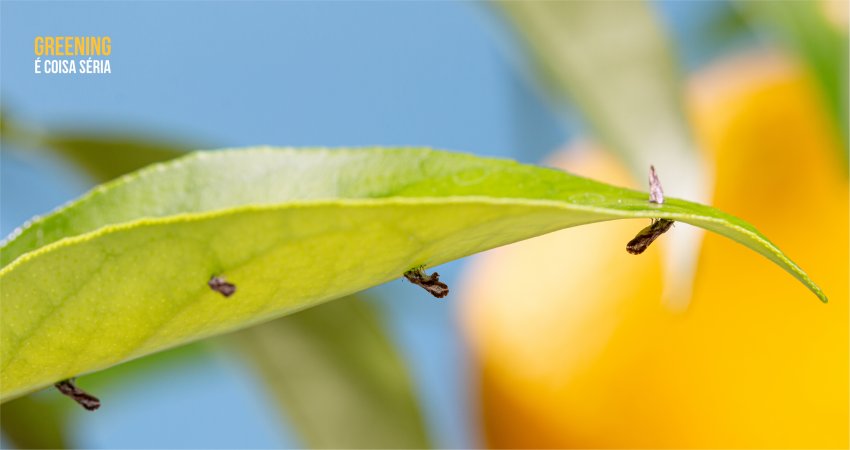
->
xmin=460 ymin=52 xmax=848 ymax=448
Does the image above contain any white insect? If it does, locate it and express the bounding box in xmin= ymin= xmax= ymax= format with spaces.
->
xmin=649 ymin=165 xmax=664 ymax=204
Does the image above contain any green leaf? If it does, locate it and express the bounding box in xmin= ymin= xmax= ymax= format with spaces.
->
xmin=496 ymin=1 xmax=701 ymax=177
xmin=0 ymin=147 xmax=826 ymax=401
xmin=0 ymin=393 xmax=71 ymax=449
xmin=0 ymin=113 xmax=191 ymax=182
xmin=2 ymin=120 xmax=432 ymax=447
xmin=231 ymin=295 xmax=431 ymax=449
xmin=735 ymin=0 xmax=849 ymax=166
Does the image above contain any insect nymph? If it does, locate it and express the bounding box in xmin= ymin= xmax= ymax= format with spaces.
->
xmin=403 ymin=265 xmax=449 ymax=298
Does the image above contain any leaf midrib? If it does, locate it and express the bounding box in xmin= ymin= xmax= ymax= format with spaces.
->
xmin=0 ymin=195 xmax=690 ymax=271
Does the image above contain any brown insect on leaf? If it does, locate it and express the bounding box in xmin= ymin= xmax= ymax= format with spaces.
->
xmin=627 ymin=165 xmax=674 ymax=255
xmin=627 ymin=218 xmax=675 ymax=255
xmin=208 ymin=275 xmax=236 ymax=297
xmin=403 ymin=265 xmax=449 ymax=298
xmin=55 ymin=378 xmax=100 ymax=411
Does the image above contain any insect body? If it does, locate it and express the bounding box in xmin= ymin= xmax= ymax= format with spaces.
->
xmin=626 ymin=218 xmax=674 ymax=255
xmin=55 ymin=378 xmax=100 ymax=411
xmin=208 ymin=275 xmax=236 ymax=297
xmin=403 ymin=265 xmax=449 ymax=298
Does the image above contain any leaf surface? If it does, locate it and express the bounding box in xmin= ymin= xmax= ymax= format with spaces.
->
xmin=0 ymin=147 xmax=825 ymax=400
xmin=232 ymin=295 xmax=431 ymax=449
xmin=2 ymin=123 xmax=432 ymax=446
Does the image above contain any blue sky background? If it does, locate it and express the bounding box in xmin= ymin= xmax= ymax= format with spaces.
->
xmin=1 ymin=1 xmax=734 ymax=448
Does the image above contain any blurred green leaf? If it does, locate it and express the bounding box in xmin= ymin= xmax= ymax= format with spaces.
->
xmin=0 ymin=114 xmax=190 ymax=181
xmin=702 ymin=3 xmax=753 ymax=45
xmin=496 ymin=1 xmax=702 ymax=177
xmin=39 ymin=135 xmax=188 ymax=182
xmin=736 ymin=0 xmax=849 ymax=165
xmin=0 ymin=394 xmax=69 ymax=449
xmin=232 ymin=295 xmax=431 ymax=449
xmin=1 ymin=147 xmax=827 ymax=403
